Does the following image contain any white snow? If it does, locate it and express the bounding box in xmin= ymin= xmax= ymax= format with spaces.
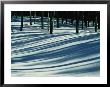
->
xmin=11 ymin=16 xmax=100 ymax=77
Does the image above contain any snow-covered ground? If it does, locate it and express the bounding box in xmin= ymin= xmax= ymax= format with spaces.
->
xmin=11 ymin=16 xmax=100 ymax=77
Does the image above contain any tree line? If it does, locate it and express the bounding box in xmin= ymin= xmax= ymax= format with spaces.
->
xmin=11 ymin=11 xmax=100 ymax=34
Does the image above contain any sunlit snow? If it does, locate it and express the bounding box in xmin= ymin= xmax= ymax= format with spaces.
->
xmin=11 ymin=16 xmax=100 ymax=77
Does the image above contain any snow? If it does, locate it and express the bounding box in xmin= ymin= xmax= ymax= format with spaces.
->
xmin=11 ymin=16 xmax=100 ymax=77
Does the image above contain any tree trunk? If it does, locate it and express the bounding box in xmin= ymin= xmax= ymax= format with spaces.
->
xmin=95 ymin=16 xmax=97 ymax=32
xmin=56 ymin=12 xmax=59 ymax=28
xmin=76 ymin=12 xmax=79 ymax=34
xmin=71 ymin=19 xmax=73 ymax=25
xmin=57 ymin=17 xmax=59 ymax=28
xmin=30 ymin=11 xmax=32 ymax=25
xmin=48 ymin=11 xmax=50 ymax=31
xmin=85 ymin=20 xmax=87 ymax=28
xmin=87 ymin=20 xmax=89 ymax=27
xmin=62 ymin=18 xmax=64 ymax=24
xmin=34 ymin=11 xmax=36 ymax=24
xmin=49 ymin=12 xmax=53 ymax=34
xmin=66 ymin=18 xmax=67 ymax=24
xmin=41 ymin=11 xmax=44 ymax=29
xmin=93 ymin=20 xmax=94 ymax=26
xmin=82 ymin=15 xmax=84 ymax=29
xmin=20 ymin=12 xmax=23 ymax=31
xmin=82 ymin=20 xmax=83 ymax=29
xmin=98 ymin=19 xmax=100 ymax=29
xmin=76 ymin=19 xmax=79 ymax=33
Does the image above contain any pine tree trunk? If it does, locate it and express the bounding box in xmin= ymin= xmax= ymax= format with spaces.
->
xmin=48 ymin=11 xmax=50 ymax=31
xmin=82 ymin=15 xmax=84 ymax=29
xmin=57 ymin=17 xmax=59 ymax=28
xmin=50 ymin=12 xmax=53 ymax=34
xmin=76 ymin=12 xmax=79 ymax=34
xmin=85 ymin=20 xmax=87 ymax=28
xmin=30 ymin=11 xmax=32 ymax=25
xmin=56 ymin=12 xmax=60 ymax=28
xmin=93 ymin=20 xmax=94 ymax=26
xmin=41 ymin=11 xmax=44 ymax=29
xmin=87 ymin=20 xmax=89 ymax=27
xmin=66 ymin=18 xmax=67 ymax=24
xmin=20 ymin=12 xmax=23 ymax=31
xmin=71 ymin=19 xmax=73 ymax=25
xmin=82 ymin=20 xmax=83 ymax=29
xmin=56 ymin=12 xmax=59 ymax=28
xmin=98 ymin=20 xmax=100 ymax=29
xmin=76 ymin=19 xmax=79 ymax=33
xmin=62 ymin=18 xmax=64 ymax=24
xmin=95 ymin=16 xmax=97 ymax=32
xmin=34 ymin=11 xmax=36 ymax=24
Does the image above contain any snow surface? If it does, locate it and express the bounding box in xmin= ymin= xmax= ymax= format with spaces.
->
xmin=11 ymin=16 xmax=100 ymax=77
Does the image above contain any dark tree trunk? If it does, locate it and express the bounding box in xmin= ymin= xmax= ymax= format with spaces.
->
xmin=76 ymin=20 xmax=79 ymax=33
xmin=30 ymin=11 xmax=32 ymax=25
xmin=82 ymin=20 xmax=83 ymax=29
xmin=95 ymin=16 xmax=97 ymax=32
xmin=82 ymin=15 xmax=84 ymax=29
xmin=20 ymin=12 xmax=23 ymax=31
xmin=85 ymin=20 xmax=87 ymax=28
xmin=62 ymin=18 xmax=64 ymax=24
xmin=34 ymin=12 xmax=36 ymax=24
xmin=56 ymin=12 xmax=59 ymax=28
xmin=71 ymin=19 xmax=74 ymax=25
xmin=66 ymin=18 xmax=68 ymax=24
xmin=98 ymin=12 xmax=100 ymax=29
xmin=93 ymin=20 xmax=95 ymax=26
xmin=57 ymin=17 xmax=59 ymax=28
xmin=97 ymin=17 xmax=100 ymax=29
xmin=48 ymin=11 xmax=50 ymax=31
xmin=41 ymin=11 xmax=44 ymax=29
xmin=84 ymin=14 xmax=87 ymax=28
xmin=49 ymin=12 xmax=53 ymax=34
xmin=87 ymin=20 xmax=89 ymax=27
xmin=76 ymin=12 xmax=79 ymax=34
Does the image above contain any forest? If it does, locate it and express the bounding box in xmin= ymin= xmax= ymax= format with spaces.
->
xmin=11 ymin=11 xmax=100 ymax=34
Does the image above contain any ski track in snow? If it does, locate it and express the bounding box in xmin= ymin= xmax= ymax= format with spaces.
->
xmin=11 ymin=29 xmax=100 ymax=77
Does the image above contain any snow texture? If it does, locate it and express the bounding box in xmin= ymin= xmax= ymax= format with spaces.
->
xmin=11 ymin=16 xmax=100 ymax=77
